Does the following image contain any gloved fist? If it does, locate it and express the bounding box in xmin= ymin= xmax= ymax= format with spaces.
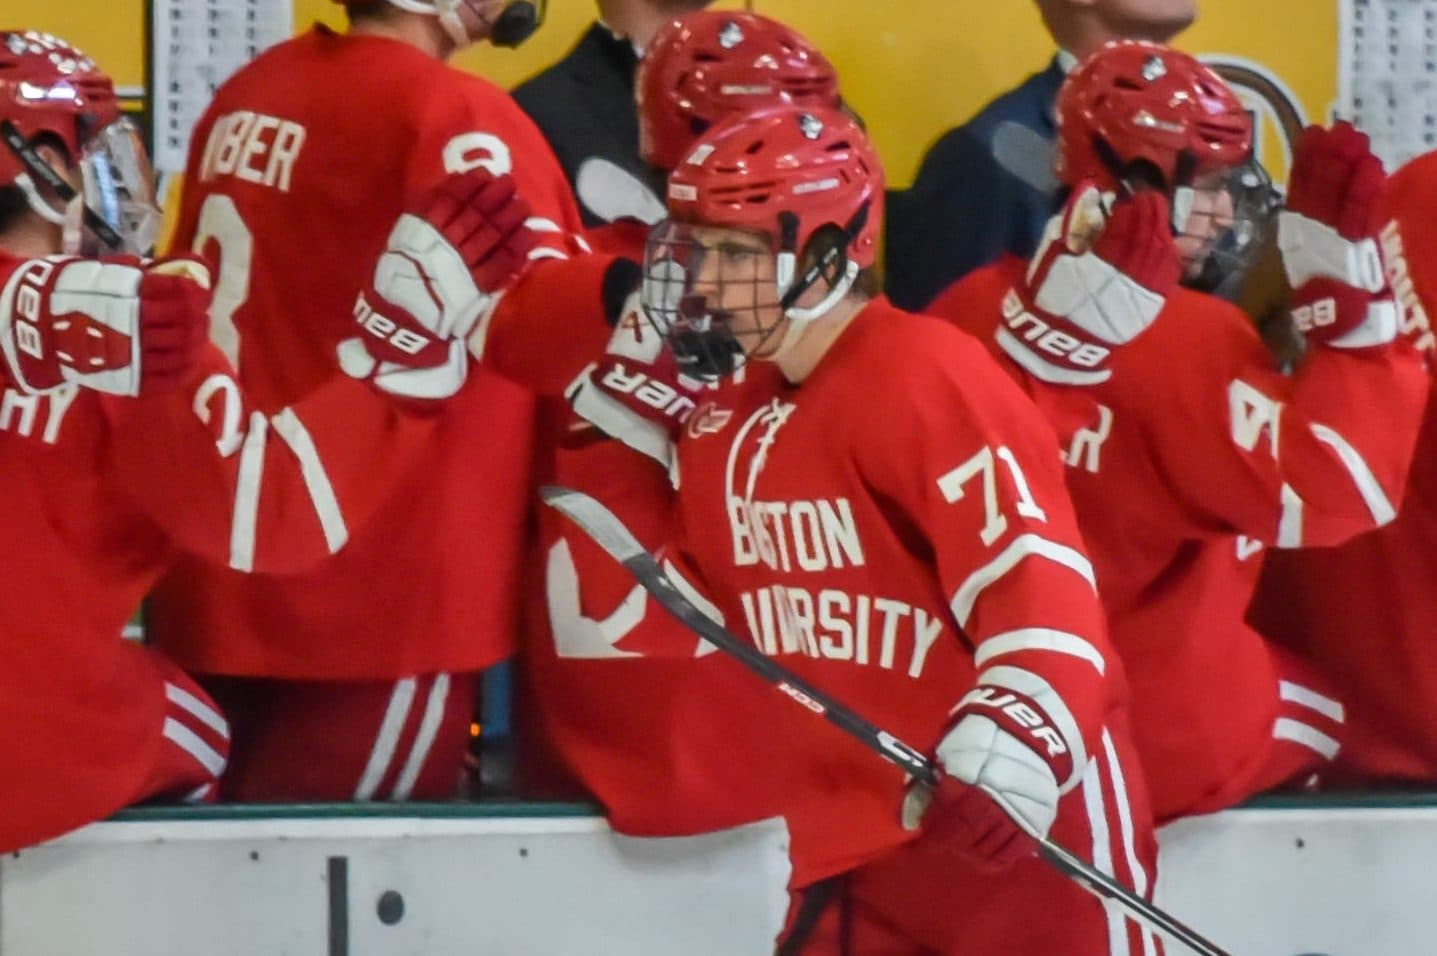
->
xmin=902 ymin=678 xmax=1077 ymax=871
xmin=1279 ymin=122 xmax=1397 ymax=348
xmin=1004 ymin=184 xmax=1179 ymax=383
xmin=567 ymin=291 xmax=705 ymax=469
xmin=341 ymin=168 xmax=538 ymax=399
xmin=0 ymin=254 xmax=212 ymax=397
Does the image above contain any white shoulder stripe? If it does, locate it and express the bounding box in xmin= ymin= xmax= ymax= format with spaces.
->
xmin=975 ymin=627 xmax=1106 ymax=676
xmin=951 ymin=533 xmax=1096 ymax=628
xmin=228 ymin=410 xmax=270 ymax=572
xmin=271 ymin=407 xmax=349 ymax=554
xmin=1309 ymin=422 xmax=1398 ymax=527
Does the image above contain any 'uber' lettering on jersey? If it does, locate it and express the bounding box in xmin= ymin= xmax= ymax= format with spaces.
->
xmin=198 ymin=110 xmax=307 ymax=193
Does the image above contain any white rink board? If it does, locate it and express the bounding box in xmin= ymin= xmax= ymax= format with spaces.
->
xmin=1156 ymin=804 xmax=1437 ymax=956
xmin=0 ymin=810 xmax=791 ymax=956
xmin=5 ymin=802 xmax=1437 ymax=955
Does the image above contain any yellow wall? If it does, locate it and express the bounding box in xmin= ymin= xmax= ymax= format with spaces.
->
xmin=9 ymin=1 xmax=1338 ymax=186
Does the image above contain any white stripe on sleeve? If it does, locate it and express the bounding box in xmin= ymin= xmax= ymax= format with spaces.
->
xmin=950 ymin=533 xmax=1096 ymax=628
xmin=1309 ymin=422 xmax=1398 ymax=527
xmin=974 ymin=627 xmax=1106 ymax=676
xmin=270 ymin=407 xmax=349 ymax=554
xmin=228 ymin=410 xmax=270 ymax=572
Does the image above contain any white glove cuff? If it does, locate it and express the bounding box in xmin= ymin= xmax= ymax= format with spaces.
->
xmin=1328 ymin=299 xmax=1400 ymax=350
xmin=952 ymin=664 xmax=1088 ymax=794
xmin=569 ymin=371 xmax=675 ymax=470
xmin=1278 ymin=211 xmax=1386 ymax=293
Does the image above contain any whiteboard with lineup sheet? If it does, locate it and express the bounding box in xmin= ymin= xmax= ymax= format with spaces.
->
xmin=1341 ymin=0 xmax=1437 ymax=170
xmin=149 ymin=0 xmax=293 ymax=173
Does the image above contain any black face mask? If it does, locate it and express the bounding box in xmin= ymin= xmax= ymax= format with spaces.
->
xmin=490 ymin=0 xmax=544 ymax=48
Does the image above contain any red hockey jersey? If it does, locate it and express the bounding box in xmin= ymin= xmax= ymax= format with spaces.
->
xmin=931 ymin=257 xmax=1428 ymax=816
xmin=555 ymin=299 xmax=1125 ymax=886
xmin=1252 ymin=151 xmax=1437 ymax=784
xmin=148 ymin=25 xmax=615 ymax=678
xmin=0 ymin=250 xmax=437 ymax=846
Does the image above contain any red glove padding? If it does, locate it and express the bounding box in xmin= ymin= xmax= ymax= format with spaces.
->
xmin=919 ymin=777 xmax=1034 ymax=872
xmin=1091 ymin=190 xmax=1182 ymax=295
xmin=137 ymin=256 xmax=214 ymax=393
xmin=357 ymin=168 xmax=539 ymax=370
xmin=1005 ymin=186 xmax=1178 ymax=382
xmin=0 ymin=254 xmax=211 ymax=396
xmin=1289 ymin=276 xmax=1378 ymax=346
xmin=1287 ymin=122 xmax=1384 ymax=241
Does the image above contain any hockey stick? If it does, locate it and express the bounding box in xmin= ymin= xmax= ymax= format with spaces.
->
xmin=542 ymin=485 xmax=1233 ymax=956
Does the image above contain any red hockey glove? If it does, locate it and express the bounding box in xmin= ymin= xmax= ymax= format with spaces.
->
xmin=0 ymin=254 xmax=211 ymax=397
xmin=1280 ymin=122 xmax=1397 ymax=349
xmin=1001 ymin=184 xmax=1179 ymax=385
xmin=339 ymin=168 xmax=539 ymax=399
xmin=567 ymin=292 xmax=705 ymax=469
xmin=902 ymin=676 xmax=1080 ymax=871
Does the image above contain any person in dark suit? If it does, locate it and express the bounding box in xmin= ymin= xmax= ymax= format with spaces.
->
xmin=884 ymin=0 xmax=1196 ymax=311
xmin=513 ymin=0 xmax=712 ymax=228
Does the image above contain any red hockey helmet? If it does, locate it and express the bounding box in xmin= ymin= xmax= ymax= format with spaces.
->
xmin=642 ymin=105 xmax=883 ymax=378
xmin=1057 ymin=41 xmax=1278 ymax=295
xmin=330 ymin=0 xmax=545 ymax=48
xmin=637 ymin=12 xmax=840 ymax=172
xmin=1056 ymin=40 xmax=1251 ymax=192
xmin=0 ymin=31 xmax=118 ymax=191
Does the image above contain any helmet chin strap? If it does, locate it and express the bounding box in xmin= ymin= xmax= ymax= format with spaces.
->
xmin=14 ymin=172 xmax=66 ymax=226
xmin=763 ymin=202 xmax=868 ymax=363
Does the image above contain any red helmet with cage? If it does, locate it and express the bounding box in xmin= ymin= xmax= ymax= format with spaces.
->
xmin=643 ymin=105 xmax=882 ymax=378
xmin=1056 ymin=40 xmax=1251 ymax=192
xmin=637 ymin=12 xmax=840 ymax=172
xmin=0 ymin=31 xmax=118 ymax=190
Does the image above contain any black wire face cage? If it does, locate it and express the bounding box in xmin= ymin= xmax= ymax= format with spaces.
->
xmin=1177 ymin=157 xmax=1282 ymax=298
xmin=641 ymin=219 xmax=788 ymax=382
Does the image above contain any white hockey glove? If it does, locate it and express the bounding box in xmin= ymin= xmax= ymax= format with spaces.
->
xmin=999 ymin=185 xmax=1180 ymax=385
xmin=0 ymin=255 xmax=211 ymax=396
xmin=567 ymin=290 xmax=705 ymax=470
xmin=339 ymin=169 xmax=538 ymax=400
xmin=902 ymin=667 xmax=1085 ymax=871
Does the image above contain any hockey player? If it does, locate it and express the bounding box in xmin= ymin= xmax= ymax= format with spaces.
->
xmin=0 ymin=32 xmax=524 ymax=849
xmin=927 ymin=41 xmax=1428 ymax=821
xmin=559 ymin=104 xmax=1160 ymax=954
xmin=1250 ymin=147 xmax=1437 ymax=787
xmin=521 ymin=10 xmax=843 ymax=831
xmin=145 ymin=0 xmax=638 ymax=800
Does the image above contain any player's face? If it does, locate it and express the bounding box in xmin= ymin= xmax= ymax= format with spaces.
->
xmin=1175 ymin=169 xmax=1236 ymax=282
xmin=687 ymin=225 xmax=787 ymax=359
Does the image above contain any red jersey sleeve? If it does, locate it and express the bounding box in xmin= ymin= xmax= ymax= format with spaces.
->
xmin=854 ymin=336 xmax=1115 ymax=791
xmin=102 ymin=346 xmax=438 ymax=575
xmin=1142 ymin=296 xmax=1429 ymax=548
